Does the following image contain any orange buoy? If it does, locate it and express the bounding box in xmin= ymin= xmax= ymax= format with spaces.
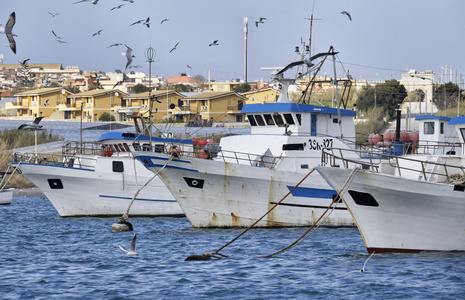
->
xmin=383 ymin=131 xmax=395 ymax=144
xmin=400 ymin=131 xmax=411 ymax=143
xmin=409 ymin=131 xmax=419 ymax=144
xmin=192 ymin=138 xmax=198 ymax=146
xmin=368 ymin=133 xmax=382 ymax=145
xmin=198 ymin=139 xmax=206 ymax=147
xmin=206 ymin=139 xmax=214 ymax=144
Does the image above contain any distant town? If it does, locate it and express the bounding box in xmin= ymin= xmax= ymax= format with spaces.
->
xmin=0 ymin=62 xmax=438 ymax=124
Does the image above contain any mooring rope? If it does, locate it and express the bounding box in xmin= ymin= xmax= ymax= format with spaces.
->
xmin=120 ymin=154 xmax=175 ymax=222
xmin=208 ymin=167 xmax=317 ymax=258
xmin=259 ymin=167 xmax=360 ymax=258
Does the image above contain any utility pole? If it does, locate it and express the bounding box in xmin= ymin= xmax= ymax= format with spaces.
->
xmin=244 ymin=17 xmax=248 ymax=84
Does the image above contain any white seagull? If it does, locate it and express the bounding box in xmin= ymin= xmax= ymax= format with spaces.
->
xmin=48 ymin=12 xmax=59 ymax=17
xmin=73 ymin=0 xmax=99 ymax=4
xmin=92 ymin=29 xmax=102 ymax=37
xmin=160 ymin=18 xmax=169 ymax=24
xmin=124 ymin=44 xmax=134 ymax=70
xmin=130 ymin=17 xmax=150 ymax=28
xmin=209 ymin=40 xmax=219 ymax=46
xmin=119 ymin=233 xmax=139 ymax=255
xmin=107 ymin=43 xmax=123 ymax=48
xmin=169 ymin=42 xmax=179 ymax=53
xmin=18 ymin=117 xmax=44 ymax=130
xmin=0 ymin=12 xmax=16 ymax=54
xmin=52 ymin=30 xmax=62 ymax=40
xmin=110 ymin=4 xmax=125 ymax=11
xmin=255 ymin=17 xmax=267 ymax=27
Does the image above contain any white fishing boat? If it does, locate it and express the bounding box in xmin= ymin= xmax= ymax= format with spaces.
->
xmin=316 ymin=115 xmax=465 ymax=252
xmin=12 ymin=132 xmax=192 ymax=217
xmin=133 ymin=50 xmax=362 ymax=228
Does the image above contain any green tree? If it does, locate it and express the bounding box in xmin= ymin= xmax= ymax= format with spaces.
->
xmin=173 ymin=84 xmax=193 ymax=92
xmin=233 ymin=83 xmax=251 ymax=93
xmin=356 ymin=79 xmax=407 ymax=118
xmin=132 ymin=83 xmax=150 ymax=94
xmin=433 ymin=82 xmax=463 ymax=110
xmin=64 ymin=85 xmax=81 ymax=94
xmin=99 ymin=112 xmax=115 ymax=121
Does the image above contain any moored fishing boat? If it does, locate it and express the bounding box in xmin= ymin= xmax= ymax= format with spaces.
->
xmin=316 ymin=115 xmax=465 ymax=252
xmin=133 ymin=49 xmax=363 ymax=228
xmin=12 ymin=132 xmax=193 ymax=217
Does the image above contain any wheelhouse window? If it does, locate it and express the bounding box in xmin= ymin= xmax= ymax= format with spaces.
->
xmin=424 ymin=122 xmax=434 ymax=135
xmin=440 ymin=122 xmax=444 ymax=134
xmin=247 ymin=115 xmax=257 ymax=126
xmin=273 ymin=113 xmax=285 ymax=127
xmin=113 ymin=161 xmax=124 ymax=172
xmin=283 ymin=113 xmax=295 ymax=125
xmin=255 ymin=115 xmax=266 ymax=126
xmin=282 ymin=144 xmax=304 ymax=151
xmin=263 ymin=114 xmax=275 ymax=125
xmin=296 ymin=114 xmax=302 ymax=126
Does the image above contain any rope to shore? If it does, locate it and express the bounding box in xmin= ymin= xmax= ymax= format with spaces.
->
xmin=206 ymin=167 xmax=317 ymax=258
xmin=202 ymin=167 xmax=359 ymax=260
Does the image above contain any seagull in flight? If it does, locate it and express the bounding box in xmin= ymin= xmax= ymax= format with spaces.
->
xmin=18 ymin=117 xmax=44 ymax=130
xmin=119 ymin=233 xmax=139 ymax=256
xmin=112 ymin=80 xmax=123 ymax=89
xmin=341 ymin=11 xmax=352 ymax=21
xmin=255 ymin=17 xmax=267 ymax=27
xmin=276 ymin=51 xmax=339 ymax=75
xmin=209 ymin=40 xmax=219 ymax=46
xmin=130 ymin=17 xmax=150 ymax=28
xmin=48 ymin=12 xmax=59 ymax=17
xmin=107 ymin=43 xmax=123 ymax=48
xmin=160 ymin=18 xmax=169 ymax=24
xmin=92 ymin=29 xmax=102 ymax=37
xmin=187 ymin=64 xmax=192 ymax=69
xmin=56 ymin=39 xmax=67 ymax=44
xmin=123 ymin=0 xmax=135 ymax=2
xmin=110 ymin=4 xmax=125 ymax=11
xmin=169 ymin=42 xmax=179 ymax=53
xmin=124 ymin=44 xmax=134 ymax=70
xmin=129 ymin=65 xmax=142 ymax=69
xmin=52 ymin=30 xmax=62 ymax=40
xmin=0 ymin=12 xmax=16 ymax=54
xmin=73 ymin=0 xmax=99 ymax=4
xmin=18 ymin=58 xmax=30 ymax=67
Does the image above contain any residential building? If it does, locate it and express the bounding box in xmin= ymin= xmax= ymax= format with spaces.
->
xmin=70 ymin=89 xmax=129 ymax=122
xmin=176 ymin=91 xmax=247 ymax=123
xmin=241 ymin=88 xmax=278 ymax=104
xmin=121 ymin=90 xmax=185 ymax=122
xmin=6 ymin=87 xmax=74 ymax=119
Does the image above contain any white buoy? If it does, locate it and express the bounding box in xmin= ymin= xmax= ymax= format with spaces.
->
xmin=111 ymin=216 xmax=133 ymax=232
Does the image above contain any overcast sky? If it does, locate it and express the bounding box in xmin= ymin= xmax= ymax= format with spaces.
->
xmin=1 ymin=0 xmax=464 ymax=84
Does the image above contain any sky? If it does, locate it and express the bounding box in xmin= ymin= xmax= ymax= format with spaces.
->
xmin=1 ymin=0 xmax=464 ymax=84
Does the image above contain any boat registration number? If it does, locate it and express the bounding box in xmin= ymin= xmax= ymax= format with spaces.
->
xmin=308 ymin=138 xmax=333 ymax=150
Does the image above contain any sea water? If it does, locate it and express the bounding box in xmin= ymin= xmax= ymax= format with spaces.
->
xmin=0 ymin=196 xmax=463 ymax=299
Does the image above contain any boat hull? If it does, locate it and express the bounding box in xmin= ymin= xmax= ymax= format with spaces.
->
xmin=14 ymin=158 xmax=183 ymax=217
xmin=134 ymin=151 xmax=355 ymax=228
xmin=316 ymin=166 xmax=465 ymax=252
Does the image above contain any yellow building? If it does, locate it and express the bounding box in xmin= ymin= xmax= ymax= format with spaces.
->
xmin=8 ymin=87 xmax=74 ymax=118
xmin=177 ymin=91 xmax=247 ymax=123
xmin=70 ymin=89 xmax=128 ymax=122
xmin=121 ymin=90 xmax=185 ymax=122
xmin=241 ymin=88 xmax=279 ymax=104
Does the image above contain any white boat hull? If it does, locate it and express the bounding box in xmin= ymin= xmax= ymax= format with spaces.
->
xmin=0 ymin=190 xmax=13 ymax=205
xmin=134 ymin=151 xmax=355 ymax=228
xmin=316 ymin=166 xmax=465 ymax=252
xmin=14 ymin=157 xmax=183 ymax=217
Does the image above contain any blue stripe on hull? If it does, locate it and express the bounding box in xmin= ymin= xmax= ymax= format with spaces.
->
xmin=287 ymin=186 xmax=336 ymax=199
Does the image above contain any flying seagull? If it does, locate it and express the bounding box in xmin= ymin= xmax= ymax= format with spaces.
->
xmin=110 ymin=4 xmax=125 ymax=11
xmin=0 ymin=12 xmax=16 ymax=54
xmin=129 ymin=65 xmax=142 ymax=69
xmin=52 ymin=30 xmax=62 ymax=40
xmin=112 ymin=80 xmax=123 ymax=89
xmin=276 ymin=51 xmax=339 ymax=75
xmin=341 ymin=11 xmax=352 ymax=21
xmin=56 ymin=39 xmax=67 ymax=44
xmin=187 ymin=64 xmax=192 ymax=69
xmin=123 ymin=0 xmax=134 ymax=2
xmin=48 ymin=12 xmax=59 ymax=17
xmin=119 ymin=233 xmax=139 ymax=255
xmin=73 ymin=0 xmax=99 ymax=4
xmin=92 ymin=29 xmax=103 ymax=37
xmin=130 ymin=17 xmax=150 ymax=28
xmin=18 ymin=117 xmax=44 ymax=130
xmin=255 ymin=17 xmax=267 ymax=27
xmin=169 ymin=42 xmax=179 ymax=53
xmin=209 ymin=40 xmax=219 ymax=46
xmin=107 ymin=43 xmax=122 ymax=48
xmin=18 ymin=58 xmax=30 ymax=66
xmin=160 ymin=18 xmax=169 ymax=24
xmin=124 ymin=44 xmax=134 ymax=70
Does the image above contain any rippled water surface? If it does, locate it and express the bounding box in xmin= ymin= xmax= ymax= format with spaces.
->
xmin=1 ymin=196 xmax=464 ymax=299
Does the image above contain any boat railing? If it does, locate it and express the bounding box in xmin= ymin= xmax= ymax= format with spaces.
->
xmin=321 ymin=147 xmax=465 ymax=184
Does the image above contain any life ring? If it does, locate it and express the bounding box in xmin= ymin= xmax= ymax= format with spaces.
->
xmin=102 ymin=146 xmax=113 ymax=157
